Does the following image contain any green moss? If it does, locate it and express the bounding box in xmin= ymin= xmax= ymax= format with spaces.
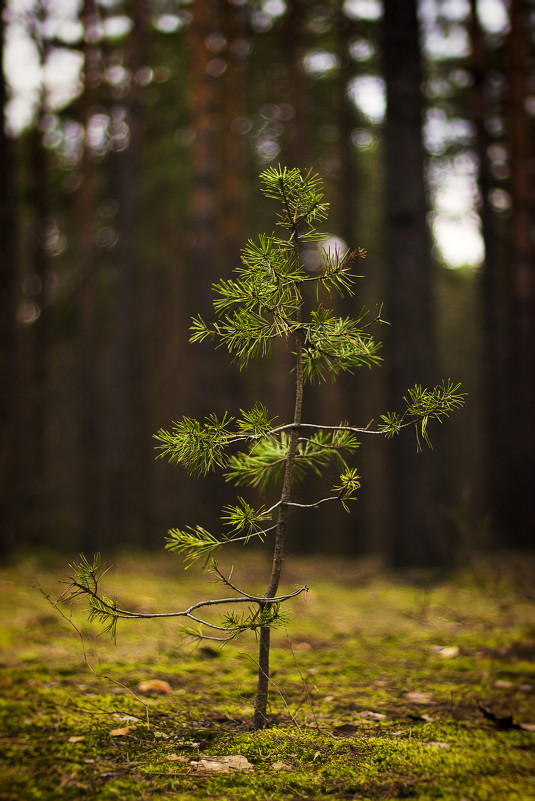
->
xmin=1 ymin=553 xmax=535 ymax=799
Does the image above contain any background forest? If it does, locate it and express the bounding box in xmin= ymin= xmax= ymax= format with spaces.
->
xmin=0 ymin=0 xmax=533 ymax=568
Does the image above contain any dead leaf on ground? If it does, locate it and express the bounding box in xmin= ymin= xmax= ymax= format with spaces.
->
xmin=190 ymin=755 xmax=253 ymax=773
xmin=67 ymin=736 xmax=86 ymax=743
xmin=137 ymin=679 xmax=172 ymax=694
xmin=357 ymin=711 xmax=387 ymax=720
xmin=110 ymin=726 xmax=134 ymax=737
xmin=272 ymin=761 xmax=293 ymax=771
xmin=405 ymin=691 xmax=435 ymax=705
xmin=424 ymin=741 xmax=451 ymax=749
xmin=431 ymin=645 xmax=460 ymax=659
xmin=167 ymin=754 xmax=189 ymax=763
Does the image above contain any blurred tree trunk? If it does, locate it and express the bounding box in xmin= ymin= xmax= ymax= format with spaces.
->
xmin=506 ymin=0 xmax=534 ymax=544
xmin=308 ymin=3 xmax=356 ymax=552
xmin=25 ymin=2 xmax=52 ymax=545
xmin=219 ymin=0 xmax=248 ymax=425
xmin=335 ymin=4 xmax=358 ymax=248
xmin=77 ymin=0 xmax=103 ymax=551
xmin=107 ymin=0 xmax=151 ymax=547
xmin=0 ymin=0 xmax=21 ymax=559
xmin=190 ymin=0 xmax=219 ymax=315
xmin=383 ymin=0 xmax=447 ymax=568
xmin=281 ymin=0 xmax=307 ymax=169
xmin=220 ymin=0 xmax=246 ymax=276
xmin=186 ymin=0 xmax=227 ymax=532
xmin=26 ymin=127 xmax=49 ymax=544
xmin=469 ymin=0 xmax=508 ymax=542
xmin=188 ymin=0 xmax=223 ymax=414
xmin=263 ymin=0 xmax=306 ymax=432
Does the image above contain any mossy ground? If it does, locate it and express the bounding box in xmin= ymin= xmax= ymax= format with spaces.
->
xmin=1 ymin=551 xmax=534 ymax=800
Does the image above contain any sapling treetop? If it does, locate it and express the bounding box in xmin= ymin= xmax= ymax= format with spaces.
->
xmin=63 ymin=166 xmax=465 ymax=729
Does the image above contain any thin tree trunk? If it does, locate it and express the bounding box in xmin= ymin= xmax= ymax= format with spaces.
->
xmin=383 ymin=0 xmax=447 ymax=568
xmin=254 ymin=240 xmax=304 ymax=729
xmin=254 ymin=328 xmax=304 ymax=728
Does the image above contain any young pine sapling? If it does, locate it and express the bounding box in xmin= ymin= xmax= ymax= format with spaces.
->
xmin=63 ymin=167 xmax=465 ymax=729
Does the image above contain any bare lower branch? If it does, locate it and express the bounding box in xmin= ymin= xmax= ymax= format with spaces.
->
xmin=66 ymin=580 xmax=308 ymax=621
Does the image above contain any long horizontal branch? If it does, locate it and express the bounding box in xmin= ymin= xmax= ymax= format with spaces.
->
xmin=231 ymin=415 xmax=412 ymax=447
xmin=173 ymin=396 xmax=448 ymax=461
xmin=71 ymin=581 xmax=308 ymax=621
xmin=278 ymin=421 xmax=380 ymax=435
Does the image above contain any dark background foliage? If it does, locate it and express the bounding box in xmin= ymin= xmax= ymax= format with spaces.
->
xmin=1 ymin=0 xmax=533 ymax=567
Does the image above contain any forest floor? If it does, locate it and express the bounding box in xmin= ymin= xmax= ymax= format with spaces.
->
xmin=1 ymin=550 xmax=535 ymax=800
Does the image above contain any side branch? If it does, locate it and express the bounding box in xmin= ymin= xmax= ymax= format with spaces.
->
xmin=286 ymin=495 xmax=355 ymax=509
xmin=64 ymin=580 xmax=308 ymax=621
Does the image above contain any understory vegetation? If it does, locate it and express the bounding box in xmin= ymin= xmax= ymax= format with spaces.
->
xmin=1 ymin=552 xmax=535 ymax=800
